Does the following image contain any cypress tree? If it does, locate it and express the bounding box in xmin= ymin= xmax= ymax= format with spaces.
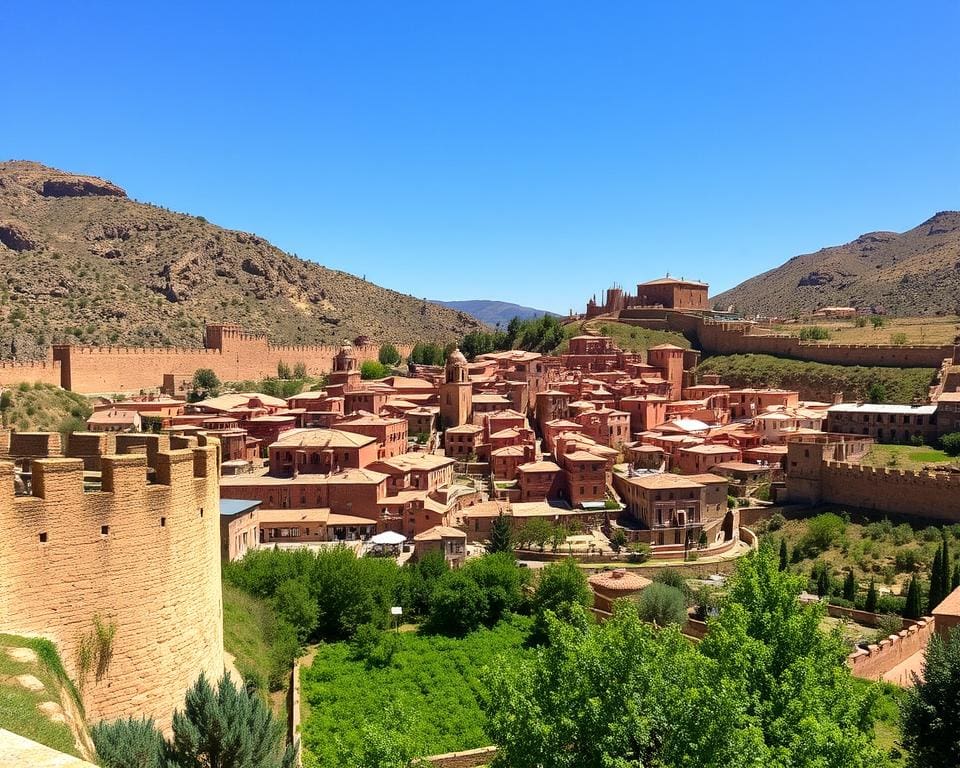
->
xmin=952 ymin=561 xmax=960 ymax=591
xmin=488 ymin=511 xmax=513 ymax=555
xmin=901 ymin=629 xmax=960 ymax=768
xmin=864 ymin=580 xmax=878 ymax=614
xmin=929 ymin=547 xmax=944 ymax=614
xmin=843 ymin=570 xmax=856 ymax=602
xmin=905 ymin=575 xmax=923 ymax=620
xmin=940 ymin=536 xmax=951 ymax=602
xmin=778 ymin=538 xmax=788 ymax=572
xmin=816 ymin=567 xmax=830 ymax=598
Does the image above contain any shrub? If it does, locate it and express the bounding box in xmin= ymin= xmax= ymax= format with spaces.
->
xmin=293 ymin=362 xmax=307 ymax=379
xmin=360 ymin=360 xmax=390 ymax=380
xmin=636 ymin=583 xmax=688 ymax=626
xmin=652 ymin=569 xmax=690 ymax=602
xmin=890 ymin=332 xmax=908 ymax=346
xmin=798 ymin=512 xmax=846 ymax=557
xmin=92 ymin=716 xmax=163 ymax=768
xmin=625 ymin=542 xmax=652 ymax=563
xmin=277 ymin=361 xmax=292 ymax=379
xmin=799 ymin=326 xmax=831 ymax=341
xmin=766 ymin=512 xmax=785 ymax=532
xmin=941 ymin=432 xmax=960 ymax=457
xmin=895 ymin=547 xmax=923 ymax=573
xmin=378 ymin=343 xmax=401 ymax=366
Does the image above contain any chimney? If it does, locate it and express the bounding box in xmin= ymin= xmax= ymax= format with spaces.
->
xmin=833 ymin=391 xmax=843 ymax=405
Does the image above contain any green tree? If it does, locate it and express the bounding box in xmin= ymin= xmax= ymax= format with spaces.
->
xmin=277 ymin=360 xmax=292 ymax=379
xmin=272 ymin=578 xmax=317 ymax=643
xmin=164 ymin=673 xmax=296 ymax=768
xmin=779 ymin=538 xmax=789 ymax=571
xmin=941 ymin=536 xmax=952 ymax=604
xmin=191 ymin=368 xmax=220 ymax=396
xmin=425 ymin=570 xmax=488 ymax=636
xmin=942 ymin=432 xmax=960 ymax=457
xmin=292 ymin=361 xmax=307 ymax=379
xmin=843 ymin=570 xmax=857 ymax=602
xmin=868 ymin=382 xmax=888 ymax=403
xmin=0 ymin=389 xmax=12 ymax=426
xmin=360 ymin=360 xmax=390 ymax=380
xmin=92 ymin=716 xmax=163 ymax=768
xmin=609 ymin=527 xmax=628 ymax=553
xmin=636 ymin=582 xmax=688 ymax=626
xmin=953 ymin=561 xmax=960 ymax=591
xmin=929 ymin=545 xmax=945 ymax=614
xmin=516 ymin=517 xmax=552 ymax=551
xmin=530 ymin=558 xmax=591 ymax=643
xmin=865 ymin=580 xmax=879 ymax=614
xmin=487 ymin=512 xmax=513 ymax=554
xmin=905 ymin=574 xmax=923 ymax=619
xmin=816 ymin=566 xmax=831 ymax=598
xmin=378 ymin=343 xmax=401 ymax=366
xmin=901 ymin=629 xmax=960 ymax=768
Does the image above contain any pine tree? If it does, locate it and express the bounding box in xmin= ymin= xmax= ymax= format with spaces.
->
xmin=488 ymin=512 xmax=513 ymax=555
xmin=165 ymin=673 xmax=296 ymax=768
xmin=864 ymin=580 xmax=878 ymax=614
xmin=905 ymin=575 xmax=923 ymax=620
xmin=929 ymin=547 xmax=944 ymax=614
xmin=778 ymin=538 xmax=788 ymax=572
xmin=843 ymin=570 xmax=856 ymax=602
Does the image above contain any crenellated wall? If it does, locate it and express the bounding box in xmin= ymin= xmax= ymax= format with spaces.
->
xmin=0 ymin=435 xmax=224 ymax=732
xmin=0 ymin=359 xmax=62 ymax=387
xmin=51 ymin=325 xmax=414 ymax=393
xmin=847 ymin=617 xmax=934 ymax=684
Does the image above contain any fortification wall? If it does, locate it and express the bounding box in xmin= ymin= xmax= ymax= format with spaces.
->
xmin=0 ymin=440 xmax=223 ymax=731
xmin=54 ymin=333 xmax=414 ymax=394
xmin=0 ymin=359 xmax=62 ymax=388
xmin=818 ymin=461 xmax=960 ymax=521
xmin=617 ymin=309 xmax=953 ymax=369
xmin=847 ymin=617 xmax=934 ymax=684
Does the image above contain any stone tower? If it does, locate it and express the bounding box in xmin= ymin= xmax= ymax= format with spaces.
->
xmin=439 ymin=348 xmax=472 ymax=429
xmin=329 ymin=343 xmax=361 ymax=393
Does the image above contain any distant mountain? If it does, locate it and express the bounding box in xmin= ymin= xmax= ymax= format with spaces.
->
xmin=711 ymin=212 xmax=960 ymax=317
xmin=0 ymin=161 xmax=483 ymax=359
xmin=432 ymin=299 xmax=560 ymax=326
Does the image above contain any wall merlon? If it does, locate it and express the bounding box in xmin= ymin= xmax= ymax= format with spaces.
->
xmin=100 ymin=454 xmax=149 ymax=494
xmin=31 ymin=458 xmax=85 ymax=499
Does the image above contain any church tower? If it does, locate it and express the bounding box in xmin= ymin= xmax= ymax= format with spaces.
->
xmin=328 ymin=343 xmax=361 ymax=393
xmin=439 ymin=348 xmax=472 ymax=429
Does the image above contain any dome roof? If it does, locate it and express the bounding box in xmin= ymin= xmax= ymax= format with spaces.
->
xmin=588 ymin=568 xmax=651 ymax=593
xmin=447 ymin=348 xmax=468 ymax=366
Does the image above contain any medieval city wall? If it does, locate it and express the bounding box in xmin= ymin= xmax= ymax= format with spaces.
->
xmin=817 ymin=461 xmax=960 ymax=522
xmin=847 ymin=617 xmax=934 ymax=684
xmin=617 ymin=309 xmax=953 ymax=369
xmin=0 ymin=440 xmax=224 ymax=731
xmin=52 ymin=329 xmax=414 ymax=393
xmin=0 ymin=359 xmax=62 ymax=388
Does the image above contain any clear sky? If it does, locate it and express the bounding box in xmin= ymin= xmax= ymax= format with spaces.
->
xmin=5 ymin=2 xmax=959 ymax=313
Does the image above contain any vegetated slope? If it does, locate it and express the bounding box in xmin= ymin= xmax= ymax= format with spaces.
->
xmin=696 ymin=354 xmax=935 ymax=403
xmin=712 ymin=212 xmax=960 ymax=317
xmin=0 ymin=161 xmax=482 ymax=360
xmin=432 ymin=299 xmax=559 ymax=325
xmin=0 ymin=382 xmax=92 ymax=433
xmin=560 ymin=320 xmax=691 ymax=354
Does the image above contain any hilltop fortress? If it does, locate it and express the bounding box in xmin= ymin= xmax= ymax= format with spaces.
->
xmin=0 ymin=324 xmax=413 ymax=394
xmin=0 ymin=430 xmax=223 ymax=732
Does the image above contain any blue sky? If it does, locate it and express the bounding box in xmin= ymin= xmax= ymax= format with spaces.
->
xmin=5 ymin=2 xmax=959 ymax=313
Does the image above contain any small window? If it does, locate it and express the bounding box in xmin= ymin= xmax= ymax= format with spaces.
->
xmin=39 ymin=532 xmax=48 ymax=543
xmin=160 ymin=517 xmax=166 ymax=527
xmin=101 ymin=525 xmax=110 ymax=536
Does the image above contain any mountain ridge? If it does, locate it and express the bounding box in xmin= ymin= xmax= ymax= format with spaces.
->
xmin=431 ymin=299 xmax=559 ymax=326
xmin=0 ymin=161 xmax=482 ymax=360
xmin=711 ymin=211 xmax=960 ymax=317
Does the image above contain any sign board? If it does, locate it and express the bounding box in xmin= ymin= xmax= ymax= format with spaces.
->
xmin=390 ymin=606 xmax=403 ymax=616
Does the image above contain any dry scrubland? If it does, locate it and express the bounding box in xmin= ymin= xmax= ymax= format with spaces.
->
xmin=765 ymin=316 xmax=960 ymax=346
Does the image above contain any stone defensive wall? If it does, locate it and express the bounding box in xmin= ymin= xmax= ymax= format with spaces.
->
xmin=49 ymin=324 xmax=414 ymax=393
xmin=617 ymin=308 xmax=955 ymax=369
xmin=0 ymin=432 xmax=224 ymax=732
xmin=818 ymin=461 xmax=960 ymax=522
xmin=0 ymin=359 xmax=63 ymax=388
xmin=847 ymin=617 xmax=934 ymax=685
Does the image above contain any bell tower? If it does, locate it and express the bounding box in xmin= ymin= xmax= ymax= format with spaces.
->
xmin=439 ymin=348 xmax=472 ymax=428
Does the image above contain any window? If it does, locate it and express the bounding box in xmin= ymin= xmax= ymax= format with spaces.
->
xmin=39 ymin=532 xmax=48 ymax=543
xmin=160 ymin=517 xmax=166 ymax=527
xmin=101 ymin=525 xmax=110 ymax=536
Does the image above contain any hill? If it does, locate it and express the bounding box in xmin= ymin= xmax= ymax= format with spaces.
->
xmin=711 ymin=212 xmax=960 ymax=317
xmin=0 ymin=382 xmax=92 ymax=433
xmin=0 ymin=161 xmax=482 ymax=360
xmin=432 ymin=299 xmax=559 ymax=325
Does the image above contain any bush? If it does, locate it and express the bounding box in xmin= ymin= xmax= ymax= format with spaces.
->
xmin=797 ymin=513 xmax=846 ymax=557
xmin=426 ymin=571 xmax=488 ymax=636
xmin=890 ymin=332 xmax=908 ymax=346
xmin=895 ymin=547 xmax=923 ymax=573
xmin=766 ymin=512 xmax=785 ymax=532
xmin=636 ymin=583 xmax=688 ymax=626
xmin=360 ymin=360 xmax=390 ymax=380
xmin=626 ymin=541 xmax=652 ymax=563
xmin=92 ymin=716 xmax=163 ymax=768
xmin=799 ymin=326 xmax=831 ymax=341
xmin=652 ymin=569 xmax=690 ymax=602
xmin=941 ymin=432 xmax=960 ymax=457
xmin=378 ymin=343 xmax=402 ymax=366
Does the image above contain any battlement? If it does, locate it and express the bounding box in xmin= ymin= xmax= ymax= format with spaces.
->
xmin=824 ymin=461 xmax=960 ymax=487
xmin=0 ymin=432 xmax=223 ymax=731
xmin=847 ymin=617 xmax=934 ymax=685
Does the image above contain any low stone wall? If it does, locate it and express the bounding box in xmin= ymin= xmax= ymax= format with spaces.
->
xmin=825 ymin=603 xmax=911 ymax=630
xmin=290 ymin=659 xmax=302 ymax=767
xmin=847 ymin=617 xmax=934 ymax=684
xmin=424 ymin=746 xmax=498 ymax=768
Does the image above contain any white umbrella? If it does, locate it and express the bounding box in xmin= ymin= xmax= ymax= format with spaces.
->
xmin=370 ymin=531 xmax=406 ymax=546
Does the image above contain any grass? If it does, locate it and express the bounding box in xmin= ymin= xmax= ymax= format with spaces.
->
xmin=299 ymin=616 xmax=531 ymax=767
xmin=860 ymin=444 xmax=957 ymax=472
xmin=558 ymin=320 xmax=691 ymax=354
xmin=222 ymin=582 xmax=288 ymax=717
xmin=696 ymin=353 xmax=936 ymax=403
xmin=0 ymin=633 xmax=81 ymax=757
xmin=766 ymin=315 xmax=960 ymax=346
xmin=0 ymin=382 xmax=92 ymax=433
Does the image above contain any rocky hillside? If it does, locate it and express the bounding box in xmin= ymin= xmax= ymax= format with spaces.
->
xmin=0 ymin=161 xmax=482 ymax=359
xmin=712 ymin=212 xmax=960 ymax=317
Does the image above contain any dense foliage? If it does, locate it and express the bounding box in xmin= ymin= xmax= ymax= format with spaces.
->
xmin=93 ymin=674 xmax=295 ymax=768
xmin=636 ymin=582 xmax=688 ymax=626
xmin=485 ymin=544 xmax=890 ymax=768
xmin=360 ymin=359 xmax=391 ymax=379
xmin=696 ymin=353 xmax=936 ymax=403
xmin=300 ymin=617 xmax=531 ymax=768
xmin=900 ymin=628 xmax=960 ymax=767
xmin=530 ymin=558 xmax=592 ymax=643
xmin=378 ymin=343 xmax=401 ymax=365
